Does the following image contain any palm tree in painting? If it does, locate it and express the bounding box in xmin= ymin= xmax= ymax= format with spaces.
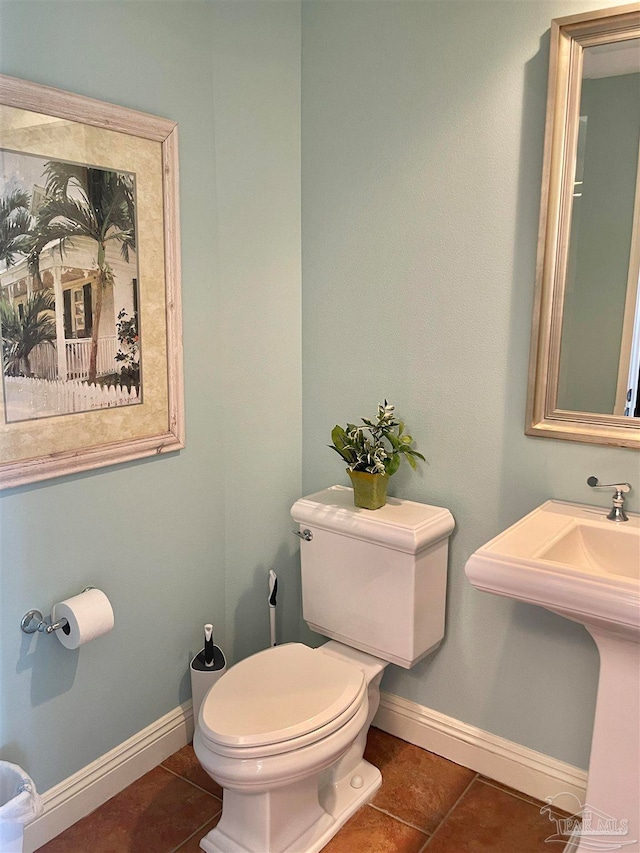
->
xmin=0 ymin=290 xmax=56 ymax=377
xmin=0 ymin=189 xmax=32 ymax=269
xmin=0 ymin=190 xmax=49 ymax=290
xmin=34 ymin=163 xmax=136 ymax=383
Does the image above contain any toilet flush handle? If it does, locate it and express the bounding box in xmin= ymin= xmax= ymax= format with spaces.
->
xmin=293 ymin=528 xmax=313 ymax=541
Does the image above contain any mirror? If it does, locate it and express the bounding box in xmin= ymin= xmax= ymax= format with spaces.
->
xmin=527 ymin=4 xmax=640 ymax=447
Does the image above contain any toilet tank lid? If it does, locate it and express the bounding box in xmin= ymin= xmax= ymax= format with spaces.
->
xmin=291 ymin=486 xmax=455 ymax=554
xmin=200 ymin=643 xmax=365 ymax=748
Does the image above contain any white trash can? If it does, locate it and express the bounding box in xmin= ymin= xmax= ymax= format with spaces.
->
xmin=0 ymin=762 xmax=42 ymax=853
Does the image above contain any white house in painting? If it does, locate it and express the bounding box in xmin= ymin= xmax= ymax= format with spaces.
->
xmin=0 ymin=235 xmax=138 ymax=382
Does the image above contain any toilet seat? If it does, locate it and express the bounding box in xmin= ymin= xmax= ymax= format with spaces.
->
xmin=199 ymin=643 xmax=366 ymax=758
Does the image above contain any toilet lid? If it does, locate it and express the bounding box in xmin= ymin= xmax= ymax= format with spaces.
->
xmin=200 ymin=643 xmax=365 ymax=748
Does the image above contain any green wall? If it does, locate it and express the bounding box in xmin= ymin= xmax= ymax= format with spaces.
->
xmin=0 ymin=0 xmax=302 ymax=792
xmin=1 ymin=0 xmax=638 ymax=804
xmin=301 ymin=0 xmax=638 ymax=771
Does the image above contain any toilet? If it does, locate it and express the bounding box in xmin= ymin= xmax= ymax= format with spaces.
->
xmin=194 ymin=485 xmax=455 ymax=853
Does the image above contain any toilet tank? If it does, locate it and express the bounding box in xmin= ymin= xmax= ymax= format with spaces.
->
xmin=291 ymin=486 xmax=455 ymax=669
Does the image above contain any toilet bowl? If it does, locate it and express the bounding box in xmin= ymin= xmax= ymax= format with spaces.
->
xmin=194 ymin=642 xmax=386 ymax=853
xmin=194 ymin=487 xmax=455 ymax=853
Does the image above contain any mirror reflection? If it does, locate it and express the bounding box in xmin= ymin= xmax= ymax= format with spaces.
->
xmin=557 ymin=38 xmax=640 ymax=418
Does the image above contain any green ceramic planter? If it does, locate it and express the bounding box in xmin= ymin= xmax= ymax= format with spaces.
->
xmin=347 ymin=469 xmax=390 ymax=510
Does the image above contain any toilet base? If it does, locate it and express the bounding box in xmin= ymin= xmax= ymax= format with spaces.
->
xmin=199 ymin=758 xmax=381 ymax=853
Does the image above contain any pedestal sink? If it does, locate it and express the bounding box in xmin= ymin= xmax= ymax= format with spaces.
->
xmin=465 ymin=500 xmax=640 ymax=853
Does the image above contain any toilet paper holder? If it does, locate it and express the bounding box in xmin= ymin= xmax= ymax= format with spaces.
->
xmin=20 ymin=587 xmax=94 ymax=635
xmin=21 ymin=610 xmax=68 ymax=635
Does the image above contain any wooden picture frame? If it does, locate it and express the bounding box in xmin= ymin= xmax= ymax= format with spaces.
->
xmin=0 ymin=75 xmax=184 ymax=488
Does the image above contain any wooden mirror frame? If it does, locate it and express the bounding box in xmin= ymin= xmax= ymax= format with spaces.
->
xmin=526 ymin=3 xmax=640 ymax=448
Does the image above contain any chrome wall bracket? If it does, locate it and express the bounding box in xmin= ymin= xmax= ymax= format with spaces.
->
xmin=20 ymin=609 xmax=68 ymax=635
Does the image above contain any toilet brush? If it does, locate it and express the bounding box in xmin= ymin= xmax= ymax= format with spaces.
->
xmin=268 ymin=569 xmax=278 ymax=646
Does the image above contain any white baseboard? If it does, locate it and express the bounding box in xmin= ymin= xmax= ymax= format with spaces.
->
xmin=23 ymin=702 xmax=194 ymax=853
xmin=373 ymin=691 xmax=587 ymax=812
xmin=22 ymin=692 xmax=587 ymax=851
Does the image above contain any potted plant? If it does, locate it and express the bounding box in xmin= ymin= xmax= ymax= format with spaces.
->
xmin=329 ymin=400 xmax=425 ymax=509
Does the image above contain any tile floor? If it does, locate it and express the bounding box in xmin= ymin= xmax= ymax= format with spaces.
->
xmin=37 ymin=728 xmax=569 ymax=853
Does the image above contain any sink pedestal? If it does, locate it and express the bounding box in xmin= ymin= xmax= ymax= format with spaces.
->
xmin=567 ymin=628 xmax=640 ymax=853
xmin=464 ymin=501 xmax=640 ymax=853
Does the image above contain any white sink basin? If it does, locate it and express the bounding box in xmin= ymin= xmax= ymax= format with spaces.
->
xmin=465 ymin=500 xmax=640 ymax=853
xmin=540 ymin=520 xmax=639 ymax=581
xmin=465 ymin=500 xmax=640 ymax=639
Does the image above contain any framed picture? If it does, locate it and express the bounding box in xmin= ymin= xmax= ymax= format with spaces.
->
xmin=0 ymin=75 xmax=184 ymax=488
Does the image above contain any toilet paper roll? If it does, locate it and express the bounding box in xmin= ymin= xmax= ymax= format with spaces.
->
xmin=51 ymin=588 xmax=114 ymax=649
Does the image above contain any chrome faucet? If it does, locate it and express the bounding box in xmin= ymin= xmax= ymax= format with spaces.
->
xmin=587 ymin=476 xmax=632 ymax=522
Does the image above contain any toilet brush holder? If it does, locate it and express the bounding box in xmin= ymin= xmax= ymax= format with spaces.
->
xmin=190 ymin=646 xmax=226 ymax=727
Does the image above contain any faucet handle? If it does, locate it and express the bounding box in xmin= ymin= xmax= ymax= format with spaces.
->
xmin=587 ymin=477 xmax=631 ymax=521
xmin=587 ymin=476 xmax=631 ymax=494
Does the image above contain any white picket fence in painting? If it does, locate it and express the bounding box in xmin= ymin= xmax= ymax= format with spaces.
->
xmin=29 ymin=336 xmax=118 ymax=381
xmin=29 ymin=343 xmax=57 ymax=380
xmin=66 ymin=336 xmax=118 ymax=380
xmin=4 ymin=375 xmax=139 ymax=421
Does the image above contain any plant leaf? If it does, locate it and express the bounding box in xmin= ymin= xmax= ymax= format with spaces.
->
xmin=385 ymin=454 xmax=401 ymax=476
xmin=331 ymin=424 xmax=346 ymax=443
xmin=329 ymin=444 xmax=353 ymax=463
xmin=330 ymin=425 xmax=356 ymax=463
